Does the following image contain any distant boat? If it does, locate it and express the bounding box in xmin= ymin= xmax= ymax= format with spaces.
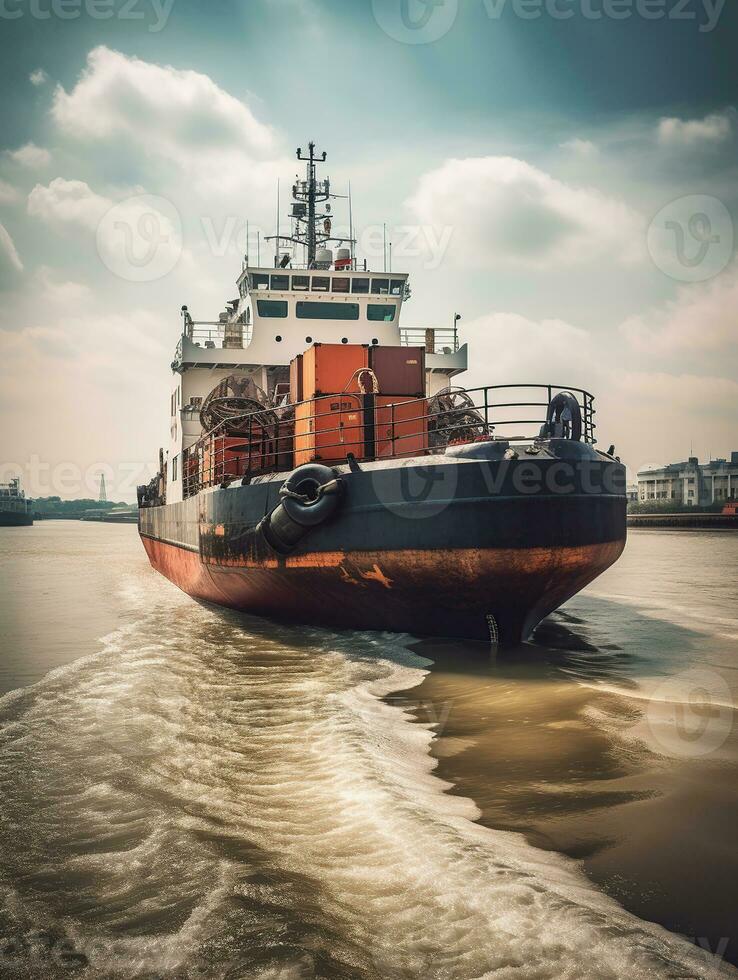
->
xmin=80 ymin=508 xmax=138 ymax=523
xmin=0 ymin=478 xmax=33 ymax=527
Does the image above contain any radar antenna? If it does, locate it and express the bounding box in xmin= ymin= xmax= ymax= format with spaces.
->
xmin=266 ymin=142 xmax=355 ymax=268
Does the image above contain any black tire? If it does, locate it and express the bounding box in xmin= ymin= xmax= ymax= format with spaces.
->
xmin=280 ymin=464 xmax=343 ymax=528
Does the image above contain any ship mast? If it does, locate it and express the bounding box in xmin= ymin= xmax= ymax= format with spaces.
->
xmin=265 ymin=142 xmax=355 ymax=268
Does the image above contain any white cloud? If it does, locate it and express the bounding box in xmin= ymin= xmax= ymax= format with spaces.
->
xmin=0 ymin=272 xmax=171 ymax=498
xmin=0 ymin=179 xmax=20 ymax=205
xmin=28 ymin=178 xmax=190 ymax=284
xmin=0 ymin=223 xmax=23 ymax=278
xmin=460 ymin=312 xmax=597 ymax=392
xmin=6 ymin=142 xmax=52 ymax=169
xmin=657 ymin=112 xmax=733 ymax=147
xmin=407 ymin=156 xmax=642 ymax=268
xmin=28 ymin=177 xmax=110 ymax=229
xmin=620 ymin=261 xmax=738 ymax=356
xmin=51 ymin=47 xmax=283 ymax=196
xmin=29 ymin=69 xmax=48 ymax=87
xmin=559 ymin=138 xmax=597 ymax=156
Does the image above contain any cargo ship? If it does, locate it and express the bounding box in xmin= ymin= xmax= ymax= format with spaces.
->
xmin=138 ymin=143 xmax=626 ymax=645
xmin=0 ymin=478 xmax=33 ymax=527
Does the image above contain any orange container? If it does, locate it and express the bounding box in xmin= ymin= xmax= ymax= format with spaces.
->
xmin=294 ymin=396 xmax=364 ymax=465
xmin=302 ymin=343 xmax=368 ymax=399
xmin=369 ymin=345 xmax=425 ymax=397
xmin=375 ymin=396 xmax=428 ymax=459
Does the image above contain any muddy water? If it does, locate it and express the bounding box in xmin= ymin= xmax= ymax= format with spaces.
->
xmin=0 ymin=522 xmax=734 ymax=978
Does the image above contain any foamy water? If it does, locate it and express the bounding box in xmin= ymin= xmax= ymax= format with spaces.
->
xmin=0 ymin=527 xmax=732 ymax=979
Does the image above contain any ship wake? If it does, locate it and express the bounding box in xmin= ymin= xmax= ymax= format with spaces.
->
xmin=0 ymin=574 xmax=731 ymax=979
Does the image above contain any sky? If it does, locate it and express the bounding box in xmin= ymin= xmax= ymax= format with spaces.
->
xmin=0 ymin=0 xmax=736 ymax=500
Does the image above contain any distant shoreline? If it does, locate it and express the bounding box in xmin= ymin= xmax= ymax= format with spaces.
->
xmin=628 ymin=513 xmax=738 ymax=530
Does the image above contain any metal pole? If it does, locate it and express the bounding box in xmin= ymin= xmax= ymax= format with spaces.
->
xmin=348 ymin=180 xmax=354 ymax=268
xmin=383 ymin=223 xmax=387 ymax=273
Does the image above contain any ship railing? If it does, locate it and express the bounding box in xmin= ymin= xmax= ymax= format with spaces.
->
xmin=400 ymin=327 xmax=460 ymax=354
xmin=184 ymin=321 xmax=252 ymax=350
xmin=180 ymin=384 xmax=596 ymax=499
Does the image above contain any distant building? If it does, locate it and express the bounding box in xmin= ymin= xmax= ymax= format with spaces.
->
xmin=637 ymin=452 xmax=738 ymax=507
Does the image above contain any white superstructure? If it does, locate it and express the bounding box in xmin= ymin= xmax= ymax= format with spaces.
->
xmin=164 ymin=144 xmax=467 ymax=504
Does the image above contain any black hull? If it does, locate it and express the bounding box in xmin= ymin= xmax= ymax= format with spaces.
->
xmin=0 ymin=512 xmax=33 ymax=527
xmin=140 ymin=447 xmax=627 ymax=645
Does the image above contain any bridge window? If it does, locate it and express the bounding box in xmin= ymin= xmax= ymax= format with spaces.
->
xmin=368 ymin=304 xmax=396 ymax=322
xmin=270 ymin=274 xmax=290 ymax=291
xmin=297 ymin=302 xmax=359 ymax=320
xmin=333 ymin=277 xmax=350 ymax=293
xmin=351 ymin=277 xmax=370 ymax=294
xmin=390 ymin=279 xmax=405 ymax=296
xmin=251 ymin=273 xmax=269 ymax=290
xmin=292 ymin=275 xmax=310 ymax=291
xmin=311 ymin=276 xmax=330 ymax=292
xmin=371 ymin=278 xmax=389 ymax=295
xmin=257 ymin=300 xmax=288 ymax=318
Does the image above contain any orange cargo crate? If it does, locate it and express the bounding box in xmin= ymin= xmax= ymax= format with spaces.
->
xmin=302 ymin=343 xmax=368 ymax=399
xmin=375 ymin=396 xmax=428 ymax=459
xmin=294 ymin=396 xmax=365 ymax=465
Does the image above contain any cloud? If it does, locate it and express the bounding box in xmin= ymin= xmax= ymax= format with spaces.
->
xmin=5 ymin=142 xmax=52 ymax=169
xmin=0 ymin=270 xmax=171 ymax=498
xmin=28 ymin=178 xmax=188 ymax=283
xmin=28 ymin=177 xmax=110 ymax=229
xmin=29 ymin=69 xmax=48 ymax=87
xmin=51 ymin=47 xmax=283 ymax=196
xmin=460 ymin=312 xmax=597 ymax=392
xmin=657 ymin=111 xmax=733 ymax=147
xmin=559 ymin=138 xmax=598 ymax=156
xmin=407 ymin=156 xmax=642 ymax=268
xmin=0 ymin=223 xmax=24 ymax=281
xmin=620 ymin=261 xmax=738 ymax=357
xmin=0 ymin=179 xmax=20 ymax=205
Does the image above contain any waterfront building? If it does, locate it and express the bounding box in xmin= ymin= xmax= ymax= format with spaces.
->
xmin=637 ymin=452 xmax=738 ymax=506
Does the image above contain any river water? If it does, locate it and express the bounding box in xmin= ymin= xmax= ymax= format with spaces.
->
xmin=0 ymin=522 xmax=736 ymax=979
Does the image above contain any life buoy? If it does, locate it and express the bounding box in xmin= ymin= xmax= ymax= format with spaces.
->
xmin=542 ymin=392 xmax=583 ymax=442
xmin=258 ymin=464 xmax=344 ymax=554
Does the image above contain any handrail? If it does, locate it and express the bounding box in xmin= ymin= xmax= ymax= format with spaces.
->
xmin=175 ymin=383 xmax=597 ymax=501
